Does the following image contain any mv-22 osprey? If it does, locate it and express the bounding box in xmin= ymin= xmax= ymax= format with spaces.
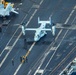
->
xmin=21 ymin=17 xmax=55 ymax=41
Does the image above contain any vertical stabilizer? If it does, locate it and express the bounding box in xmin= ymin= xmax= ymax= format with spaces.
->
xmin=38 ymin=17 xmax=40 ymax=24
xmin=49 ymin=17 xmax=51 ymax=25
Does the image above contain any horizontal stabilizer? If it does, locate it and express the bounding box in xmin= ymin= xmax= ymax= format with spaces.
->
xmin=38 ymin=17 xmax=51 ymax=25
xmin=38 ymin=21 xmax=51 ymax=24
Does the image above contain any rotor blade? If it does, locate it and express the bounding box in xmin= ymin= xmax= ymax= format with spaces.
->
xmin=13 ymin=24 xmax=20 ymax=26
xmin=56 ymin=23 xmax=76 ymax=30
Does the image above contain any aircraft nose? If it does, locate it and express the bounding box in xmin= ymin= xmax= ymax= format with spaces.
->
xmin=34 ymin=38 xmax=38 ymax=42
xmin=34 ymin=36 xmax=39 ymax=42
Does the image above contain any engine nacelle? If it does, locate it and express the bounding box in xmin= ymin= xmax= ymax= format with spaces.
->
xmin=21 ymin=25 xmax=25 ymax=35
xmin=52 ymin=25 xmax=55 ymax=36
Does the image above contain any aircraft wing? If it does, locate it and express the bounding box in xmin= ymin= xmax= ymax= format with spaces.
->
xmin=56 ymin=23 xmax=76 ymax=30
xmin=25 ymin=28 xmax=37 ymax=31
xmin=40 ymin=29 xmax=51 ymax=31
xmin=25 ymin=28 xmax=51 ymax=31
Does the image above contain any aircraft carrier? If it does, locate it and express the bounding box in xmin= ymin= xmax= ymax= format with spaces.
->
xmin=0 ymin=0 xmax=76 ymax=75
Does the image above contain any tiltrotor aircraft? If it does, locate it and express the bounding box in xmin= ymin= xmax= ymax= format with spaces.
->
xmin=21 ymin=17 xmax=55 ymax=41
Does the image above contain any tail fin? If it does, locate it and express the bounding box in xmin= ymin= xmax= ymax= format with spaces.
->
xmin=49 ymin=17 xmax=51 ymax=25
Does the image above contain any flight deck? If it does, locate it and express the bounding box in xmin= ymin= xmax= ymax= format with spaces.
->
xmin=0 ymin=0 xmax=76 ymax=75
